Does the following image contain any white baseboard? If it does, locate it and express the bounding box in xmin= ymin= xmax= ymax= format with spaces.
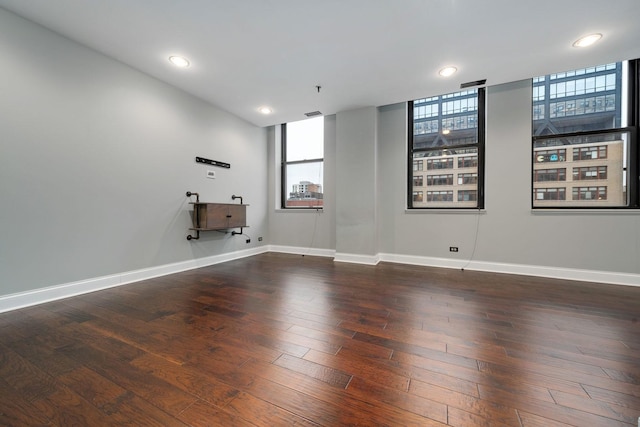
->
xmin=0 ymin=246 xmax=268 ymax=314
xmin=378 ymin=253 xmax=640 ymax=287
xmin=268 ymin=245 xmax=335 ymax=258
xmin=2 ymin=246 xmax=638 ymax=314
xmin=334 ymin=252 xmax=380 ymax=265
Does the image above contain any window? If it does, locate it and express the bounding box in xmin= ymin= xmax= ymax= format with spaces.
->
xmin=573 ymin=145 xmax=607 ymax=161
xmin=458 ymin=190 xmax=477 ymax=202
xmin=572 ymin=166 xmax=607 ymax=181
xmin=458 ymin=173 xmax=478 ymax=185
xmin=409 ymin=89 xmax=485 ymax=208
xmin=573 ymin=186 xmax=607 ymax=201
xmin=534 ymin=187 xmax=566 ymax=201
xmin=532 ymin=60 xmax=639 ymax=208
xmin=427 ymin=191 xmax=453 ymax=202
xmin=426 ymin=174 xmax=453 ymax=186
xmin=534 ymin=168 xmax=566 ymax=182
xmin=458 ymin=156 xmax=478 ymax=169
xmin=281 ymin=116 xmax=324 ymax=208
xmin=427 ymin=158 xmax=453 ymax=170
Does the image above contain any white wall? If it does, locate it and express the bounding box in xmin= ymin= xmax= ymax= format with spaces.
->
xmin=0 ymin=9 xmax=268 ymax=299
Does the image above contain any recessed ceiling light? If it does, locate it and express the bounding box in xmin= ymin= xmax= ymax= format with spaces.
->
xmin=258 ymin=106 xmax=272 ymax=114
xmin=573 ymin=33 xmax=602 ymax=48
xmin=439 ymin=66 xmax=458 ymax=77
xmin=169 ymin=56 xmax=190 ymax=67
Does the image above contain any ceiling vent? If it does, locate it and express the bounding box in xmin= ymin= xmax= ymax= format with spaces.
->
xmin=460 ymin=79 xmax=487 ymax=89
xmin=304 ymin=111 xmax=322 ymax=117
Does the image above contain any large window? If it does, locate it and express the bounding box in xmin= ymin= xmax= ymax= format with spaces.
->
xmin=532 ymin=60 xmax=639 ymax=208
xmin=281 ymin=116 xmax=324 ymax=208
xmin=409 ymin=89 xmax=485 ymax=208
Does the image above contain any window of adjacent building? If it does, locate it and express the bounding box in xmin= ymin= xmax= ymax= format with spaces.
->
xmin=532 ymin=60 xmax=639 ymax=208
xmin=534 ymin=168 xmax=566 ymax=182
xmin=427 ymin=174 xmax=454 ymax=186
xmin=427 ymin=191 xmax=454 ymax=202
xmin=534 ymin=187 xmax=566 ymax=201
xmin=458 ymin=173 xmax=478 ymax=185
xmin=573 ymin=186 xmax=607 ymax=201
xmin=458 ymin=190 xmax=477 ymax=202
xmin=408 ymin=89 xmax=485 ymax=208
xmin=573 ymin=166 xmax=607 ymax=181
xmin=281 ymin=116 xmax=324 ymax=208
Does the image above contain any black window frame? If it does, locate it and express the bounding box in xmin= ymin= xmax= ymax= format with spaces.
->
xmin=531 ymin=59 xmax=640 ymax=209
xmin=408 ymin=88 xmax=486 ymax=209
xmin=280 ymin=122 xmax=324 ymax=209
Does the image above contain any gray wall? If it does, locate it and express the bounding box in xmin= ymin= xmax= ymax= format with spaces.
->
xmin=267 ymin=116 xmax=336 ymax=252
xmin=335 ymin=107 xmax=378 ymax=257
xmin=269 ymin=82 xmax=640 ymax=279
xmin=377 ymin=80 xmax=640 ymax=275
xmin=2 ymin=6 xmax=638 ymax=300
xmin=0 ymin=9 xmax=268 ymax=297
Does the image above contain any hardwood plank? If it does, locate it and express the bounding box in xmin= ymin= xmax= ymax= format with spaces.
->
xmin=29 ymin=383 xmax=117 ymax=426
xmin=224 ymin=391 xmax=322 ymax=426
xmin=346 ymin=375 xmax=447 ymax=423
xmin=130 ymin=352 xmax=241 ymax=407
xmin=550 ymin=389 xmax=639 ymax=425
xmin=104 ymin=394 xmax=192 ymax=427
xmin=583 ymin=384 xmax=640 ymax=409
xmin=178 ymin=399 xmax=258 ymax=427
xmin=56 ymin=366 xmax=131 ymax=412
xmin=357 ymin=331 xmax=479 ymax=372
xmin=245 ymin=369 xmax=446 ymax=426
xmin=58 ymin=339 xmax=198 ymax=416
xmin=409 ymin=378 xmax=522 ymax=426
xmin=304 ymin=348 xmax=410 ymax=392
xmin=0 ymin=343 xmax=59 ymax=403
xmin=10 ymin=336 xmax=79 ymax=377
xmin=2 ymin=253 xmax=640 ymax=426
xmin=517 ymin=411 xmax=575 ymax=427
xmin=0 ymin=377 xmax=52 ymax=426
xmin=447 ymin=406 xmax=514 ymax=427
xmin=273 ymin=353 xmax=352 ymax=388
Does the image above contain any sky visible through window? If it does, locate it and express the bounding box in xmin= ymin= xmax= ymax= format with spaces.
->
xmin=286 ymin=116 xmax=324 ymax=187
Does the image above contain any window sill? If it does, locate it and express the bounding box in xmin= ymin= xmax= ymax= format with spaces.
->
xmin=404 ymin=209 xmax=486 ymax=215
xmin=531 ymin=208 xmax=640 ymax=215
xmin=275 ymin=208 xmax=323 ymax=213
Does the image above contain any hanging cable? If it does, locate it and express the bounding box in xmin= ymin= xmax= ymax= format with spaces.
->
xmin=461 ymin=209 xmax=481 ymax=271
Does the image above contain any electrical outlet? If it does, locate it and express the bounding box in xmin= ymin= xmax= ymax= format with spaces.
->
xmin=449 ymin=246 xmax=459 ymax=252
xmin=246 ymin=239 xmax=251 ymax=244
xmin=206 ymin=170 xmax=216 ymax=179
xmin=258 ymin=237 xmax=263 ymax=241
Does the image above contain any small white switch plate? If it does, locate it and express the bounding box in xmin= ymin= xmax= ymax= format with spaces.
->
xmin=206 ymin=170 xmax=216 ymax=179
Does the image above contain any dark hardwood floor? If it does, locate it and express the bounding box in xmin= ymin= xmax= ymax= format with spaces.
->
xmin=1 ymin=253 xmax=640 ymax=426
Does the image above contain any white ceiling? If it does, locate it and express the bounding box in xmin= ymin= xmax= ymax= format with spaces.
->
xmin=1 ymin=0 xmax=639 ymax=128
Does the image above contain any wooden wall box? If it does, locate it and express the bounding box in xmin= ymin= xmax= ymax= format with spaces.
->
xmin=185 ymin=192 xmax=248 ymax=240
xmin=190 ymin=202 xmax=247 ymax=230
